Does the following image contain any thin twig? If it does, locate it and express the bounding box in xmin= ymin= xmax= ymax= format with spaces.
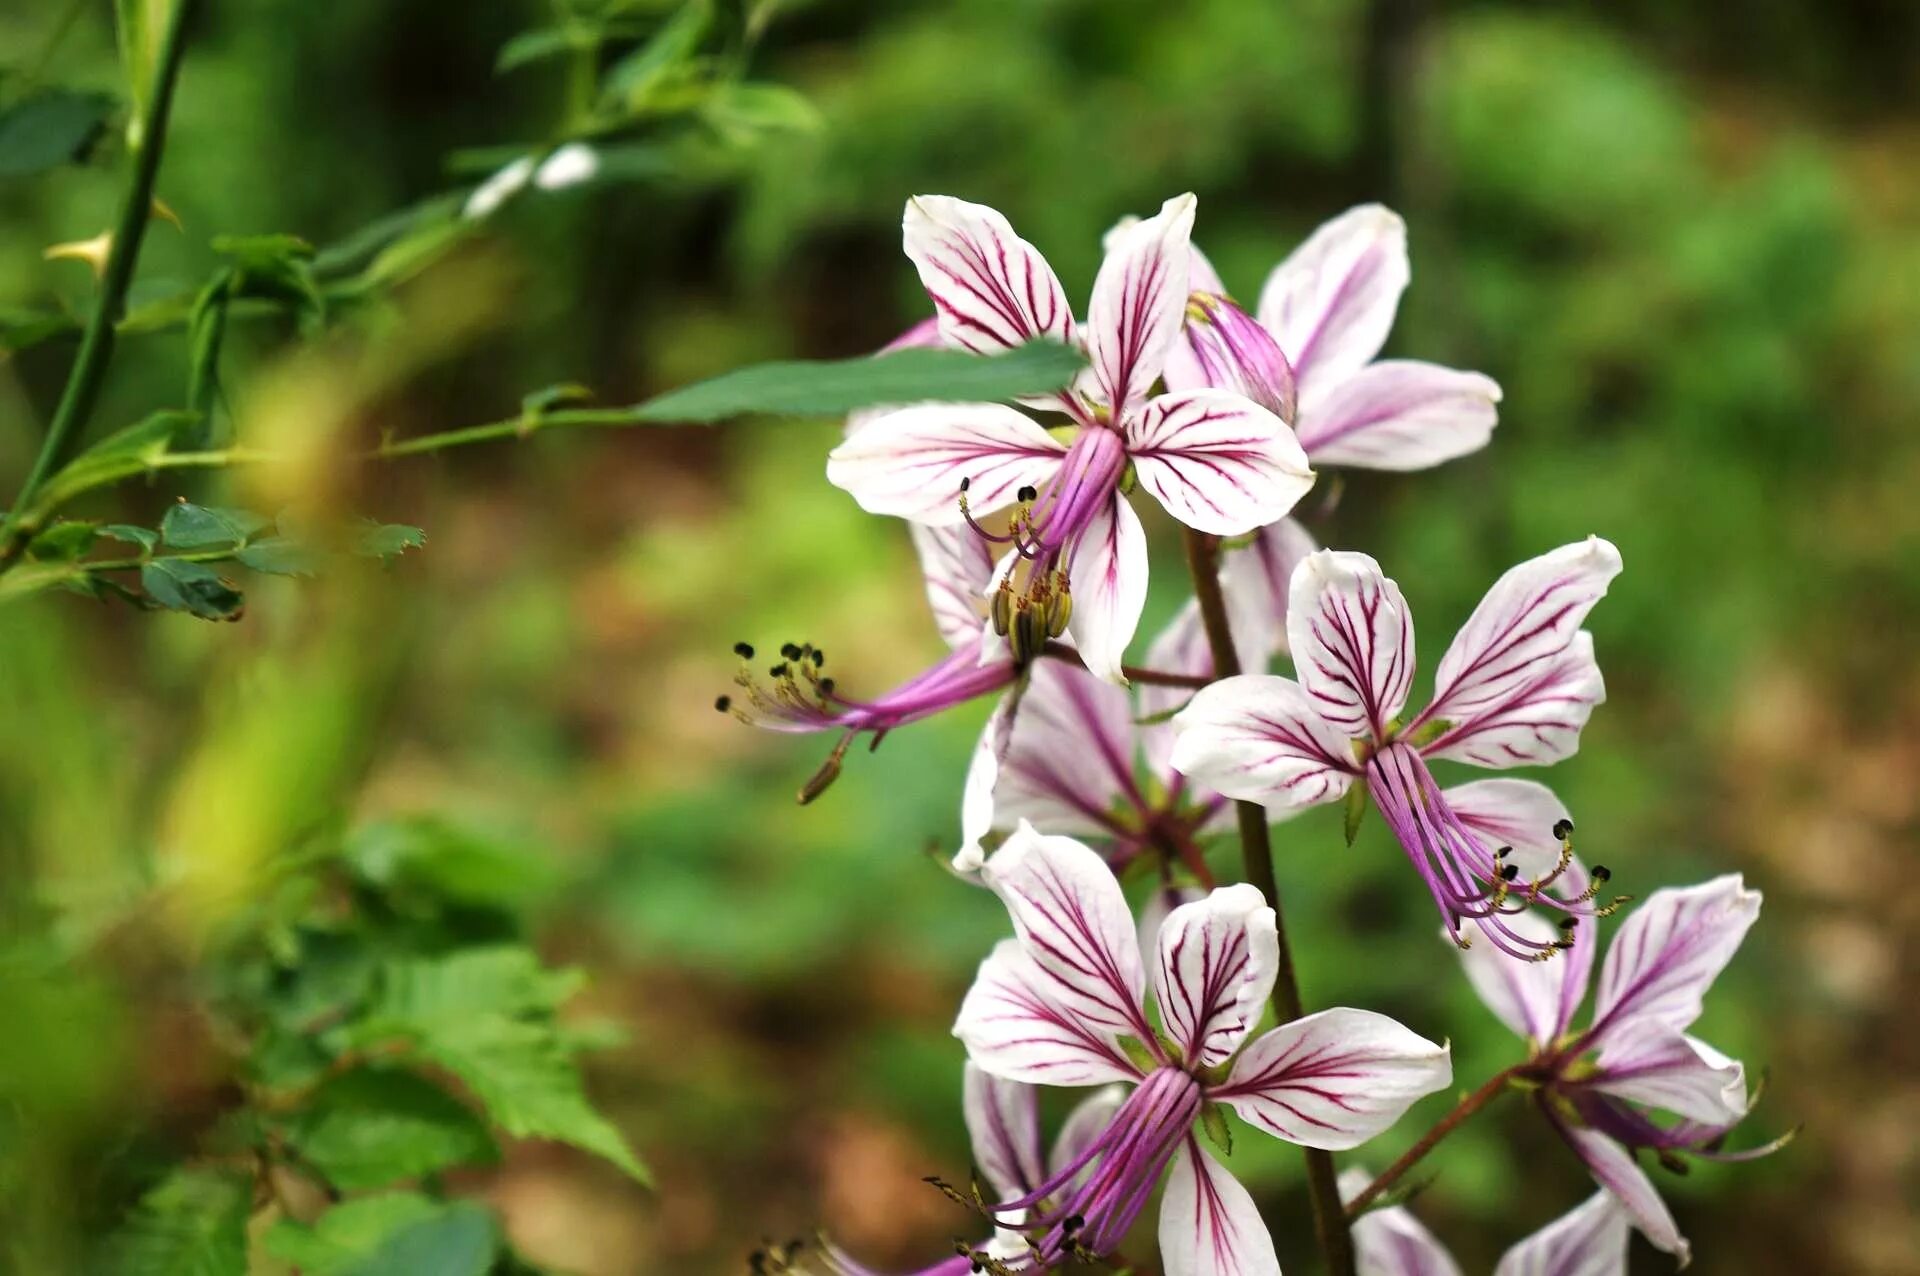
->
xmin=1180 ymin=527 xmax=1356 ymax=1276
xmin=1343 ymin=1066 xmax=1520 ymax=1218
xmin=1038 ymin=640 xmax=1211 ymax=689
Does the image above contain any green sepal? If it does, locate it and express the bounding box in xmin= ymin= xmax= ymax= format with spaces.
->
xmin=1117 ymin=1035 xmax=1159 ymax=1075
xmin=1406 ymin=716 xmax=1455 ymax=748
xmin=1200 ymin=1103 xmax=1233 ymax=1156
xmin=1343 ymin=782 xmax=1369 ymax=846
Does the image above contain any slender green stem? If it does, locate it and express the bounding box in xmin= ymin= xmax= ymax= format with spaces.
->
xmin=1181 ymin=527 xmax=1356 ymax=1276
xmin=2 ymin=0 xmax=196 ymax=552
xmin=1342 ymin=1066 xmax=1520 ymax=1218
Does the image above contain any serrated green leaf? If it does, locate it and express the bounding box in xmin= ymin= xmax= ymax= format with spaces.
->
xmin=236 ymin=536 xmax=322 ymax=577
xmin=101 ymin=524 xmax=159 ymax=551
xmin=349 ymin=949 xmax=648 ymax=1184
xmin=140 ymin=558 xmax=244 ymax=620
xmin=101 ymin=1168 xmax=249 ymax=1276
xmin=353 ymin=523 xmax=426 ymax=561
xmin=289 ymin=1066 xmax=497 ymax=1190
xmin=344 ymin=817 xmax=559 ymax=912
xmin=630 ymin=341 xmax=1086 ymax=424
xmin=0 ymin=89 xmax=116 ymax=177
xmin=27 ymin=521 xmax=99 ymax=562
xmin=265 ymin=1193 xmax=495 ymax=1276
xmin=160 ymin=503 xmax=269 ymax=549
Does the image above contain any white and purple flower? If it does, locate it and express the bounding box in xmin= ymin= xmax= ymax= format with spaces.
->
xmin=1168 ymin=539 xmax=1625 ymax=958
xmin=1340 ymin=1169 xmax=1630 ymax=1276
xmin=1456 ymin=874 xmax=1781 ymax=1265
xmin=828 ymin=194 xmax=1315 ymax=685
xmin=954 ymin=823 xmax=1452 ymax=1273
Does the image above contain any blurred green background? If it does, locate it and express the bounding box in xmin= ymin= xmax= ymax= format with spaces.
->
xmin=4 ymin=0 xmax=1918 ymax=1272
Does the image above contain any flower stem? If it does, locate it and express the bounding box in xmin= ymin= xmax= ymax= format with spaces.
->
xmin=1038 ymin=640 xmax=1211 ymax=689
xmin=0 ymin=0 xmax=195 ymax=558
xmin=1180 ymin=527 xmax=1355 ymax=1276
xmin=1342 ymin=1066 xmax=1519 ymax=1218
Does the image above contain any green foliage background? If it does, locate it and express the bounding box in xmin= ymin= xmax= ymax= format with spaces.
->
xmin=4 ymin=0 xmax=1917 ymax=1272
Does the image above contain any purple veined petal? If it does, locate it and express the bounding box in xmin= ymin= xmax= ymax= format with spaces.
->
xmin=1127 ymin=390 xmax=1315 ymax=537
xmin=1165 ymin=293 xmax=1300 ymax=424
xmin=991 ymin=657 xmax=1144 ymax=842
xmin=1151 ymin=885 xmax=1279 ymax=1068
xmin=1550 ymin=1118 xmax=1689 ymax=1263
xmin=1213 ymin=1007 xmax=1452 ymax=1150
xmin=1136 ymin=883 xmax=1206 ymax=971
xmin=1588 ymin=1023 xmax=1749 ymax=1125
xmin=1086 ymin=193 xmax=1197 ymax=412
xmin=826 ymin=403 xmax=1068 ymax=525
xmin=902 ymin=196 xmax=1077 ymax=357
xmin=1063 ymin=491 xmax=1149 ymax=686
xmin=911 ymin=523 xmax=999 ymax=651
xmin=1169 ymin=675 xmax=1358 ymax=813
xmin=954 ymin=937 xmax=1140 ymax=1086
xmin=1158 ymin=1138 xmax=1283 ymax=1276
xmin=1101 ymin=221 xmax=1227 ymax=299
xmin=1422 ymin=631 xmax=1606 ymax=770
xmin=1338 ymin=1168 xmax=1465 ymax=1276
xmin=956 ymin=690 xmax=1020 ymax=873
xmin=962 ymin=1061 xmax=1046 ymax=1203
xmin=817 ymin=1237 xmax=985 ymax=1276
xmin=1590 ymin=874 xmax=1762 ymax=1042
xmin=979 ymin=822 xmax=1156 ymax=1046
xmin=1241 ymin=516 xmax=1319 ymax=658
xmin=1492 ymin=1190 xmax=1631 ymax=1276
xmin=844 ymin=317 xmax=951 ymax=437
xmin=1048 ymin=1083 xmax=1128 ymax=1180
xmin=1256 ymin=204 xmax=1410 ymax=401
xmin=1295 ymin=360 xmax=1500 ymax=471
xmin=1442 ymin=778 xmax=1576 ymax=882
xmin=1450 ymin=905 xmax=1584 ymax=1048
xmin=1416 ymin=537 xmax=1622 ymax=764
xmin=1286 ymin=550 xmax=1417 ymax=740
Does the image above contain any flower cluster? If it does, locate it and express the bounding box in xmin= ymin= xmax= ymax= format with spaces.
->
xmin=727 ymin=194 xmax=1784 ymax=1273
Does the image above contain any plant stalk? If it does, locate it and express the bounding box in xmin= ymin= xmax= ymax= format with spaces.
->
xmin=2 ymin=0 xmax=196 ymax=556
xmin=1180 ymin=527 xmax=1355 ymax=1276
xmin=1342 ymin=1066 xmax=1519 ymax=1217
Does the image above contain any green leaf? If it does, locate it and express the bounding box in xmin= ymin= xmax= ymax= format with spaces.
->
xmin=344 ymin=817 xmax=559 ymax=913
xmin=140 ymin=558 xmax=244 ymax=620
xmin=236 ymin=536 xmax=322 ymax=577
xmin=1 ymin=305 xmax=79 ymax=354
xmin=211 ymin=234 xmax=324 ymax=332
xmin=521 ymin=382 xmax=595 ymax=416
xmin=631 ymin=341 xmax=1086 ymax=424
xmin=160 ymin=503 xmax=269 ymax=549
xmin=184 ymin=272 xmax=233 ymax=432
xmin=1200 ymin=1103 xmax=1233 ymax=1156
xmin=26 ymin=521 xmax=99 ymax=562
xmin=34 ymin=410 xmax=199 ymax=513
xmin=353 ymin=522 xmax=426 ymax=561
xmin=495 ymin=24 xmax=595 ymax=74
xmin=602 ymin=1 xmax=711 ymax=105
xmin=101 ymin=524 xmax=159 ymax=552
xmin=702 ymin=82 xmax=822 ymax=143
xmin=0 ymin=89 xmax=116 ymax=177
xmin=101 ymin=1168 xmax=249 ymax=1276
xmin=1343 ymin=782 xmax=1369 ymax=847
xmin=289 ymin=1066 xmax=497 ymax=1190
xmin=349 ymin=949 xmax=648 ymax=1184
xmin=264 ymin=1194 xmax=496 ymax=1276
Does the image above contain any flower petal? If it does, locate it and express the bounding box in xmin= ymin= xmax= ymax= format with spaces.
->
xmin=1287 ymin=550 xmax=1417 ymax=739
xmin=1165 ymin=293 xmax=1299 ymax=423
xmin=1591 ymin=1024 xmax=1749 ymax=1125
xmin=1492 ymin=1191 xmax=1630 ymax=1276
xmin=1170 ymin=675 xmax=1357 ymax=813
xmin=1591 ymin=874 xmax=1762 ymax=1040
xmin=1159 ymin=1139 xmax=1283 ymax=1276
xmin=1127 ymin=390 xmax=1315 ymax=537
xmin=827 ymin=403 xmax=1067 ymax=524
xmin=1296 ymin=360 xmax=1500 ymax=471
xmin=1419 ymin=537 xmax=1622 ymax=767
xmin=1442 ymin=778 xmax=1575 ymax=880
xmin=956 ymin=690 xmax=1019 ymax=873
xmin=991 ymin=658 xmax=1142 ymax=841
xmin=1240 ymin=517 xmax=1320 ymax=656
xmin=1151 ymin=885 xmax=1279 ymax=1068
xmin=962 ymin=1061 xmax=1046 ymax=1202
xmin=912 ymin=523 xmax=998 ymax=650
xmin=1215 ymin=1008 xmax=1452 ymax=1150
xmin=1257 ymin=204 xmax=1410 ymax=399
xmin=1555 ymin=1122 xmax=1689 ymax=1262
xmin=1049 ymin=1084 xmax=1129 ymax=1178
xmin=1451 ymin=906 xmax=1585 ymax=1048
xmin=1063 ymin=492 xmax=1149 ymax=686
xmin=979 ymin=822 xmax=1154 ymax=1045
xmin=903 ymin=195 xmax=1076 ymax=356
xmin=1339 ymin=1168 xmax=1464 ymax=1276
xmin=954 ymin=938 xmax=1138 ymax=1086
xmin=1086 ymin=193 xmax=1196 ymax=411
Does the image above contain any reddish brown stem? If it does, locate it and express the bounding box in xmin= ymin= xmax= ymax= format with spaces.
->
xmin=1038 ymin=641 xmax=1210 ymax=689
xmin=1342 ymin=1066 xmax=1521 ymax=1218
